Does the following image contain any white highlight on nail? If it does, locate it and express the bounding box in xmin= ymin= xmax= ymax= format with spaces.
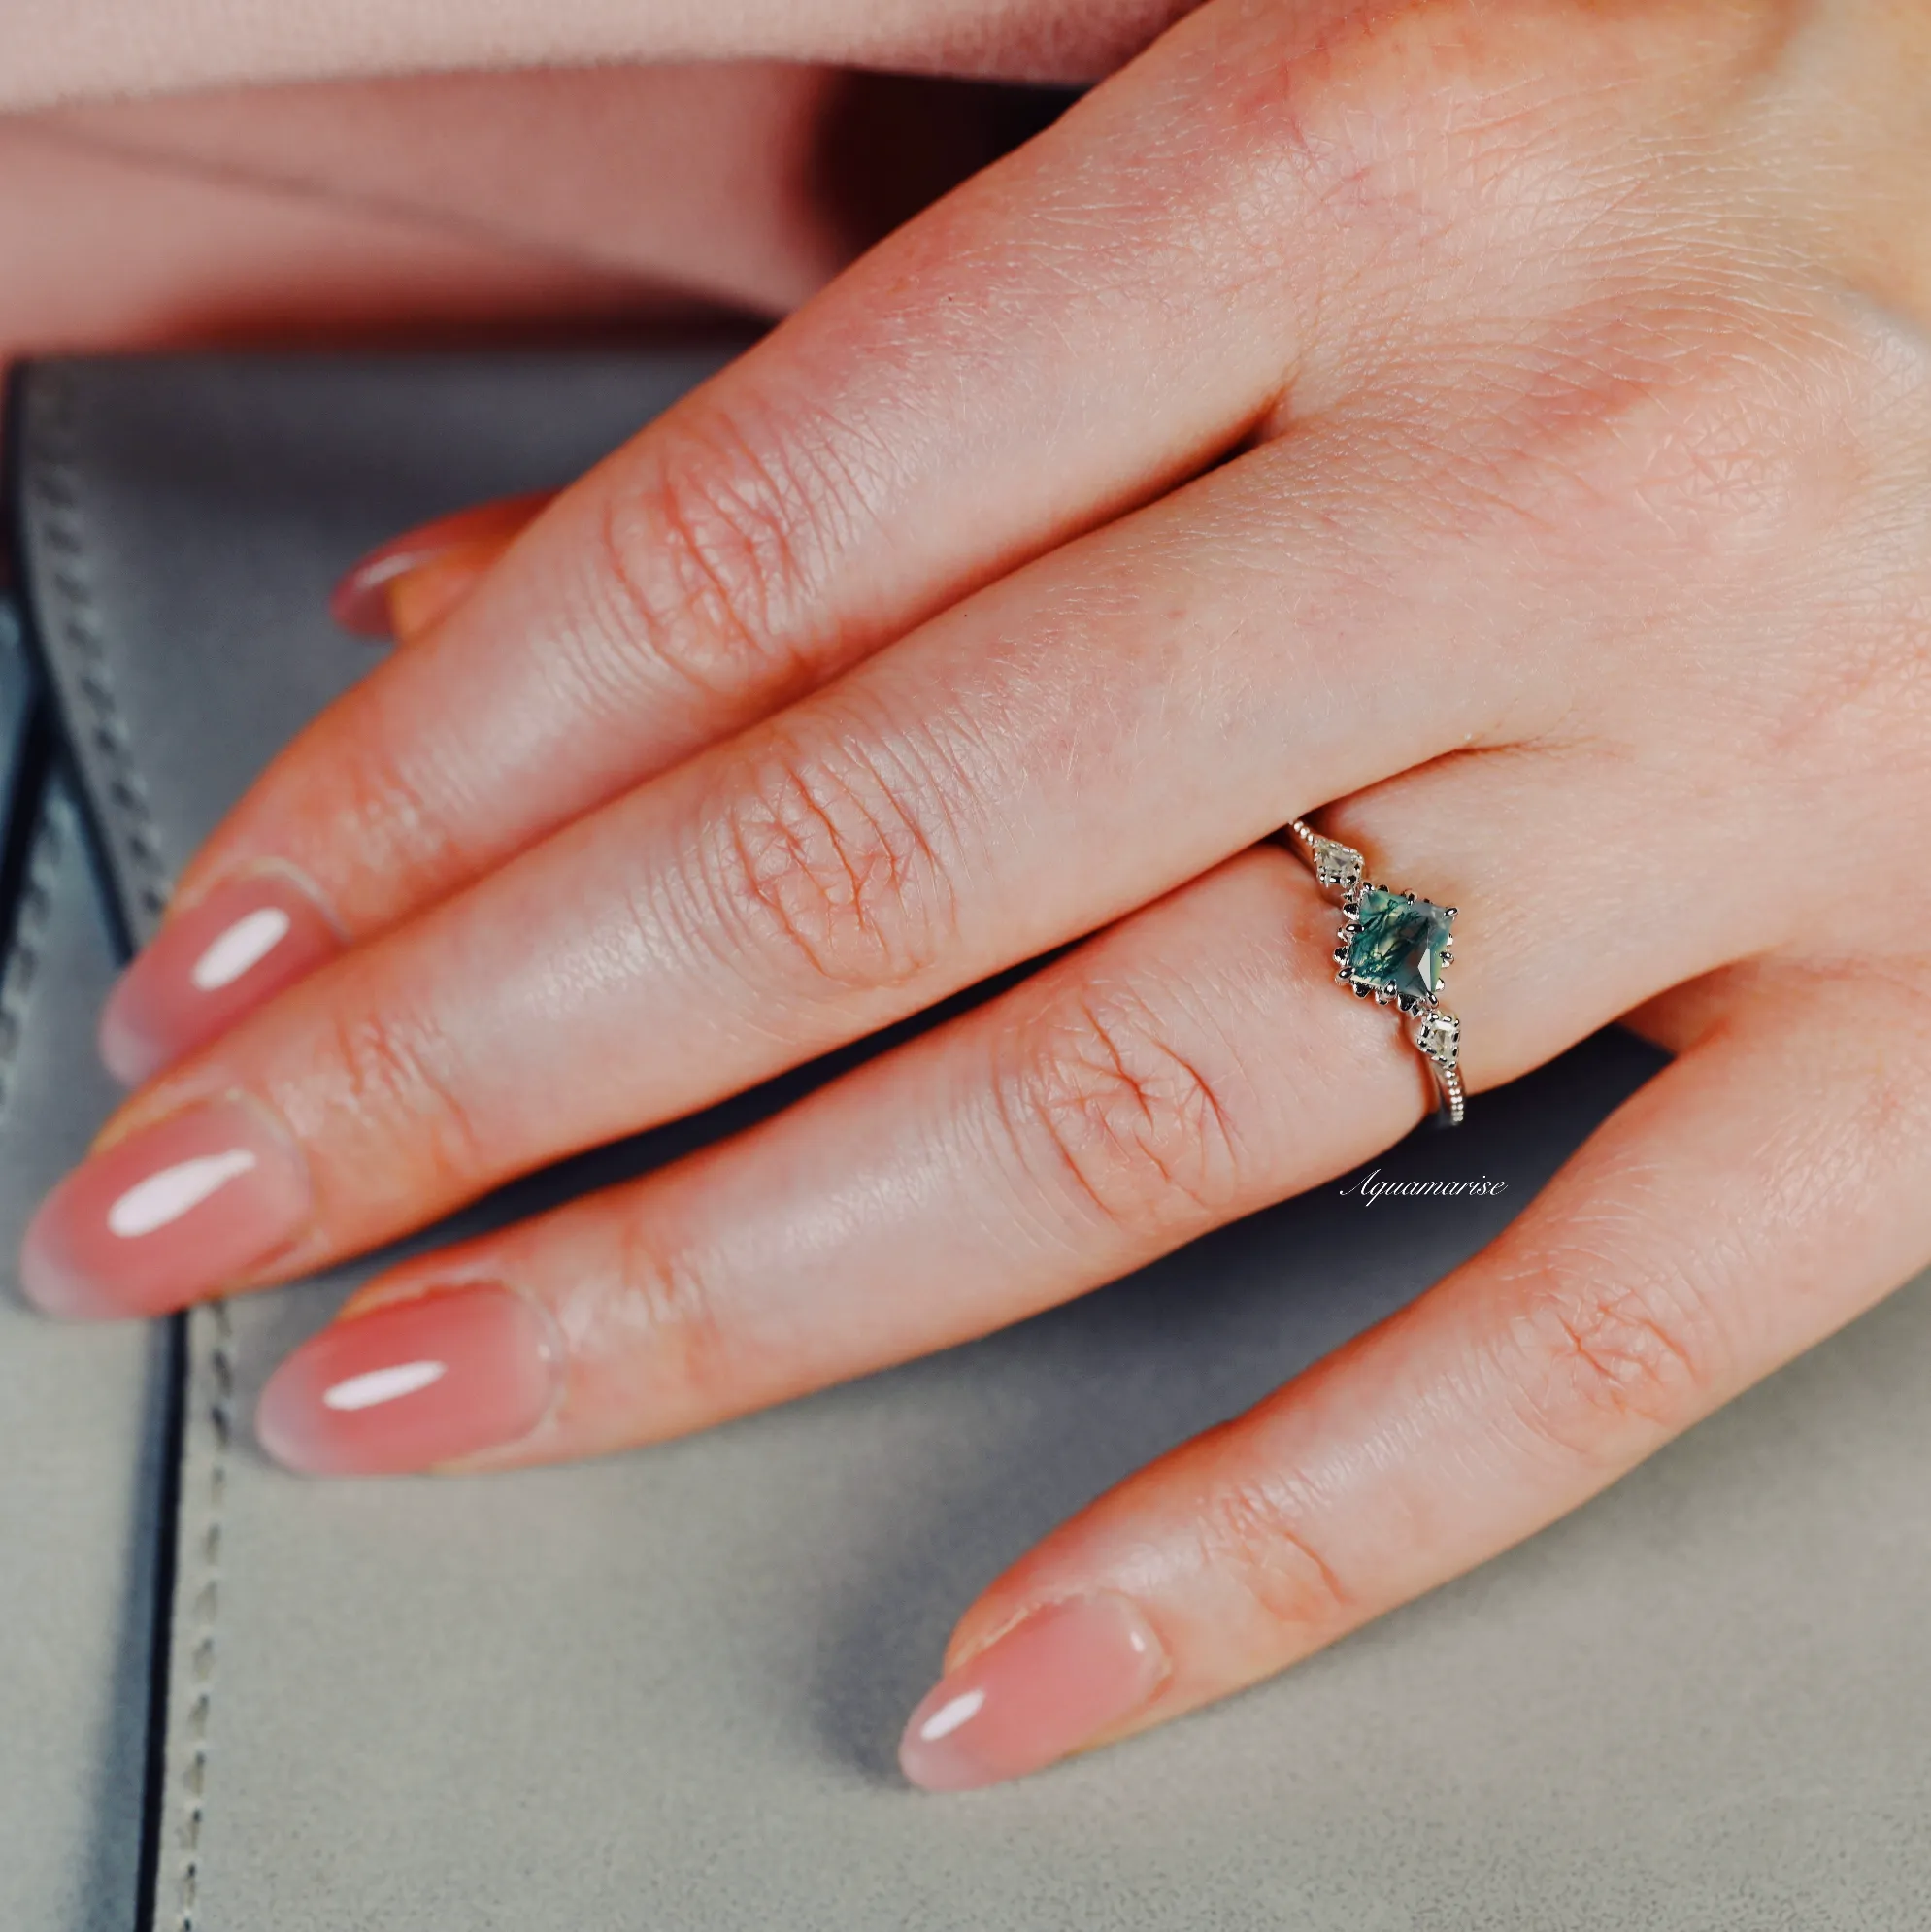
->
xmin=917 ymin=1688 xmax=987 ymax=1743
xmin=321 ymin=1360 xmax=448 ymax=1412
xmin=190 ymin=907 xmax=293 ymax=991
xmin=107 ymin=1149 xmax=259 ymax=1238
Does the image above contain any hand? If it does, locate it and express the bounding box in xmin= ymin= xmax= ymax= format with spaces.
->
xmin=22 ymin=0 xmax=1931 ymax=1791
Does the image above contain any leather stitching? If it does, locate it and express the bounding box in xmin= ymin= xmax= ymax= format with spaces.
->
xmin=0 ymin=802 xmax=62 ymax=1121
xmin=25 ymin=367 xmax=172 ymax=925
xmin=22 ymin=367 xmax=229 ymax=1932
xmin=171 ymin=1300 xmax=233 ymax=1932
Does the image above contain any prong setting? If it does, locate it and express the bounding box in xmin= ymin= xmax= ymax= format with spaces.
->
xmin=1283 ymin=816 xmax=1465 ymax=1127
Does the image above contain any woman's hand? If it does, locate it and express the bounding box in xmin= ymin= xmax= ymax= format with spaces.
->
xmin=22 ymin=0 xmax=1931 ymax=1790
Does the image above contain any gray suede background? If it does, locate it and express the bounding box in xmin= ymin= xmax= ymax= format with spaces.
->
xmin=12 ymin=355 xmax=1931 ymax=1930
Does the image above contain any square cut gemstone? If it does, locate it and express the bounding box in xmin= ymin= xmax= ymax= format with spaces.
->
xmin=1347 ymin=886 xmax=1452 ymax=1003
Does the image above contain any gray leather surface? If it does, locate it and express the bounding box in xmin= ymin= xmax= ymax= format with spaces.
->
xmin=0 ymin=770 xmax=173 ymax=1932
xmin=15 ymin=354 xmax=1931 ymax=1929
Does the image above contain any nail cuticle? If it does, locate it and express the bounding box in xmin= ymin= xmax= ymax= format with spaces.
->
xmin=163 ymin=854 xmax=347 ymax=945
xmin=425 ymin=1279 xmax=570 ymax=1469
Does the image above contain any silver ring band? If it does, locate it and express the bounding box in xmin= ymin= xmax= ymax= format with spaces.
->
xmin=1284 ymin=818 xmax=1466 ymax=1128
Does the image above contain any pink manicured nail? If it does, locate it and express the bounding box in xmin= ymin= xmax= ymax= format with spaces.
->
xmin=256 ymin=1285 xmax=556 ymax=1476
xmin=98 ymin=866 xmax=343 ymax=1086
xmin=330 ymin=492 xmax=553 ymax=638
xmin=19 ymin=1095 xmax=312 ymax=1319
xmin=898 ymin=1594 xmax=1170 ymax=1792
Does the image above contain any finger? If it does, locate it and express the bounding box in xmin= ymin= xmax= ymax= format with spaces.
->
xmin=156 ymin=0 xmax=1521 ymax=974
xmin=95 ymin=489 xmax=557 ymax=1088
xmin=329 ymin=493 xmax=554 ymax=640
xmin=892 ymin=970 xmax=1931 ymax=1789
xmin=246 ymin=844 xmax=1430 ymax=1473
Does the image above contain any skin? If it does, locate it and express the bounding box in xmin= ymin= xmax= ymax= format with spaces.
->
xmin=21 ymin=0 xmax=1931 ymax=1783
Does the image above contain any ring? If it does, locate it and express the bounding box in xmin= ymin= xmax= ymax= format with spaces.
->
xmin=1283 ymin=817 xmax=1466 ymax=1127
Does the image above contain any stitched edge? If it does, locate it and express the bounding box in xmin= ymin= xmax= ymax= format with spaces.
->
xmin=19 ymin=368 xmax=228 ymax=1932
xmin=23 ymin=368 xmax=172 ymax=926
xmin=172 ymin=1299 xmax=233 ymax=1932
xmin=0 ymin=801 xmax=63 ymax=1122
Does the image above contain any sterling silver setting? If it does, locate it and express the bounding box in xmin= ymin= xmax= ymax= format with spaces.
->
xmin=1284 ymin=817 xmax=1466 ymax=1128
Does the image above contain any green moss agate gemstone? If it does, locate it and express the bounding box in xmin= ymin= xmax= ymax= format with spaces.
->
xmin=1347 ymin=886 xmax=1453 ymax=1003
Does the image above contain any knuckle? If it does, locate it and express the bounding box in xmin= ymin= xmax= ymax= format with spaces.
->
xmin=1203 ymin=7 xmax=1589 ymax=265
xmin=1736 ymin=329 xmax=1931 ymax=760
xmin=296 ymin=699 xmax=481 ymax=912
xmin=1192 ymin=1460 xmax=1356 ymax=1639
xmin=1611 ymin=344 xmax=1871 ymax=571
xmin=304 ymin=992 xmax=487 ymax=1199
xmin=587 ymin=409 xmax=835 ymax=707
xmin=601 ymin=1217 xmax=738 ymax=1416
xmin=999 ymin=982 xmax=1249 ymax=1241
xmin=702 ymin=727 xmax=957 ymax=995
xmin=1502 ymin=1248 xmax=1717 ymax=1459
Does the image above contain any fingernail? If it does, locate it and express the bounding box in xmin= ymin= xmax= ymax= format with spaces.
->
xmin=19 ymin=1094 xmax=312 ymax=1319
xmin=330 ymin=492 xmax=552 ymax=638
xmin=898 ymin=1594 xmax=1169 ymax=1792
xmin=256 ymin=1285 xmax=556 ymax=1476
xmin=98 ymin=865 xmax=343 ymax=1086
xmin=383 ymin=553 xmax=497 ymax=643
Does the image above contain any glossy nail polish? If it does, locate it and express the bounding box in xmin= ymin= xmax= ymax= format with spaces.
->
xmin=330 ymin=492 xmax=553 ymax=638
xmin=256 ymin=1285 xmax=556 ymax=1476
xmin=19 ymin=1094 xmax=312 ymax=1319
xmin=98 ymin=866 xmax=343 ymax=1086
xmin=898 ymin=1594 xmax=1170 ymax=1792
xmin=382 ymin=554 xmax=495 ymax=642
